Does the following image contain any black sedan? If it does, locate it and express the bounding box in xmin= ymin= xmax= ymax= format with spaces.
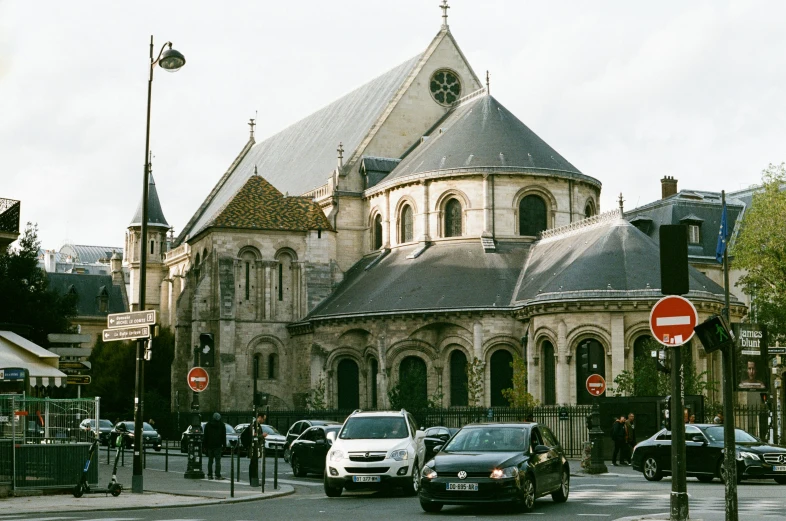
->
xmin=109 ymin=421 xmax=162 ymax=451
xmin=79 ymin=419 xmax=114 ymax=445
xmin=284 ymin=419 xmax=341 ymax=462
xmin=418 ymin=426 xmax=459 ymax=465
xmin=418 ymin=423 xmax=570 ymax=513
xmin=632 ymin=423 xmax=786 ymax=484
xmin=290 ymin=424 xmax=342 ymax=477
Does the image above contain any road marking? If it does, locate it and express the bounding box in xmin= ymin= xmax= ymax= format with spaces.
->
xmin=577 ymin=515 xmax=610 ymax=517
xmin=573 ymin=484 xmax=617 ymax=487
xmin=656 ymin=316 xmax=690 ymax=326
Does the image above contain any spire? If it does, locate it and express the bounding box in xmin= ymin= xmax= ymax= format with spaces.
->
xmin=337 ymin=142 xmax=344 ymax=169
xmin=248 ymin=117 xmax=256 ymax=141
xmin=440 ymin=0 xmax=450 ymax=28
xmin=618 ymin=193 xmax=625 ymax=213
xmin=129 ymin=172 xmax=169 ymax=229
xmin=486 ymin=70 xmax=490 ymax=95
xmin=254 ymin=165 xmax=259 ymax=176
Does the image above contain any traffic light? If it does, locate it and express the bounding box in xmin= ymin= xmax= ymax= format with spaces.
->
xmin=660 ymin=225 xmax=689 ymax=296
xmin=579 ymin=341 xmax=593 ymax=374
xmin=199 ymin=333 xmax=215 ymax=367
xmin=663 ymin=395 xmax=672 ymax=431
xmin=693 ymin=315 xmax=733 ymax=354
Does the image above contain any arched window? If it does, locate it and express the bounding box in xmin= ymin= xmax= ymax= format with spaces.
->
xmin=253 ymin=354 xmax=261 ymax=380
xmin=337 ymin=359 xmax=360 ymax=410
xmin=369 ymin=358 xmax=378 ymax=408
xmin=400 ymin=205 xmax=414 ymax=243
xmin=489 ymin=350 xmax=514 ymax=406
xmin=449 ymin=350 xmax=468 ymax=406
xmin=584 ymin=201 xmax=595 ymax=219
xmin=267 ymin=353 xmax=278 ymax=379
xmin=444 ymin=199 xmax=462 ymax=237
xmin=519 ymin=195 xmax=547 ymax=236
xmin=399 ymin=356 xmax=428 ymax=405
xmin=194 ymin=253 xmax=201 ymax=280
xmin=542 ymin=341 xmax=556 ymax=405
xmin=576 ymin=338 xmax=605 ymax=405
xmin=373 ymin=214 xmax=383 ymax=250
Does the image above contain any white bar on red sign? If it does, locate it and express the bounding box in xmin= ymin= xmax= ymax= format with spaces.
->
xmin=656 ymin=316 xmax=691 ymax=326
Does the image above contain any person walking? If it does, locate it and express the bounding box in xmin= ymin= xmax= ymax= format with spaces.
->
xmin=611 ymin=415 xmax=626 ymax=466
xmin=247 ymin=412 xmax=268 ymax=487
xmin=204 ymin=412 xmax=227 ymax=480
xmin=622 ymin=412 xmax=635 ymax=465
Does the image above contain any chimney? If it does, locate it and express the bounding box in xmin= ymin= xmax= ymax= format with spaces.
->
xmin=44 ymin=250 xmax=56 ymax=272
xmin=110 ymin=251 xmax=123 ymax=285
xmin=661 ymin=176 xmax=678 ymax=199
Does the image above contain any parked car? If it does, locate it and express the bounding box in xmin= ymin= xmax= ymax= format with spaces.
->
xmin=417 ymin=426 xmax=459 ymax=466
xmin=323 ymin=409 xmax=424 ymax=498
xmin=284 ymin=419 xmax=341 ymax=462
xmin=418 ymin=422 xmax=570 ymax=513
xmin=290 ymin=424 xmax=342 ymax=477
xmin=79 ymin=419 xmax=114 ymax=446
xmin=632 ymin=423 xmax=786 ymax=484
xmin=179 ymin=422 xmax=239 ymax=454
xmin=109 ymin=421 xmax=162 ymax=451
xmin=234 ymin=423 xmax=286 ymax=453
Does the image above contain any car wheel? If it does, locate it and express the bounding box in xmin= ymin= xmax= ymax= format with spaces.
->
xmin=696 ymin=474 xmax=715 ymax=483
xmin=292 ymin=455 xmax=305 ymax=477
xmin=551 ymin=466 xmax=570 ymax=503
xmin=154 ymin=446 xmax=161 ymax=452
xmin=643 ymin=457 xmax=663 ymax=481
xmin=324 ymin=474 xmax=343 ymax=497
xmin=718 ymin=460 xmax=742 ymax=485
xmin=401 ymin=459 xmax=419 ymax=496
xmin=283 ymin=446 xmax=291 ymax=463
xmin=519 ymin=473 xmax=536 ymax=512
xmin=420 ymin=499 xmax=443 ymax=513
xmin=774 ymin=476 xmax=786 ymax=484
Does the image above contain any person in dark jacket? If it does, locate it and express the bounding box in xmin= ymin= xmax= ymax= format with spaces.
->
xmin=204 ymin=412 xmax=227 ymax=479
xmin=610 ymin=415 xmax=626 ymax=466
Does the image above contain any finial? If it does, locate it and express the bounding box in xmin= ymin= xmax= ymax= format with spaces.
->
xmin=148 ymin=150 xmax=154 ymax=174
xmin=440 ymin=0 xmax=450 ymax=28
xmin=337 ymin=142 xmax=344 ymax=169
xmin=618 ymin=193 xmax=624 ymax=213
xmin=253 ymin=165 xmax=259 ymax=177
xmin=248 ymin=117 xmax=256 ymax=140
xmin=485 ymin=70 xmax=490 ymax=95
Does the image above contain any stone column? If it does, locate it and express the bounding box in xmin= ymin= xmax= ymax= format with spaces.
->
xmin=556 ymin=320 xmax=570 ymax=404
xmin=472 ymin=322 xmax=485 ymax=406
xmin=377 ymin=334 xmax=390 ymax=409
xmin=611 ymin=314 xmax=625 ymax=384
xmin=421 ymin=181 xmax=431 ymax=242
xmin=482 ymin=174 xmax=491 ymax=234
xmin=384 ymin=191 xmax=391 ymax=248
xmin=526 ymin=323 xmax=538 ymax=400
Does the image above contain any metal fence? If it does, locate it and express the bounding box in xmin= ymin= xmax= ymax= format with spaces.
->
xmin=0 ymin=396 xmax=99 ymax=489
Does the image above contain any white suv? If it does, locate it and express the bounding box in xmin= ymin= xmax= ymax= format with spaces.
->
xmin=324 ymin=409 xmax=424 ymax=497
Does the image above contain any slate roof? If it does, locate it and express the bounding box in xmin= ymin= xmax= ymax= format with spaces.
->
xmin=378 ymin=94 xmax=599 ymax=188
xmin=514 ymin=216 xmax=731 ymax=305
xmin=307 ymin=241 xmax=531 ymax=319
xmin=180 ymin=54 xmax=423 ymax=242
xmin=130 ymin=173 xmax=170 ymax=229
xmin=203 ymin=175 xmax=333 ymax=234
xmin=46 ymin=273 xmax=126 ymax=317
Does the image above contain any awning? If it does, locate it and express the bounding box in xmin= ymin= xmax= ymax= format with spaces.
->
xmin=29 ymin=376 xmax=65 ymax=388
xmin=0 ymin=331 xmax=68 ymax=388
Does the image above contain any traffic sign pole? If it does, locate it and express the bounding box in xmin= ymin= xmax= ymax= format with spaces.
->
xmin=670 ymin=343 xmax=688 ymax=521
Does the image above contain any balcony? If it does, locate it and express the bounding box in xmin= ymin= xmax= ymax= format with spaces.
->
xmin=0 ymin=198 xmax=20 ymax=252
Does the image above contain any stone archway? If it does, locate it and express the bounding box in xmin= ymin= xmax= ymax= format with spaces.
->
xmin=337 ymin=359 xmax=360 ymax=410
xmin=489 ymin=350 xmax=513 ymax=406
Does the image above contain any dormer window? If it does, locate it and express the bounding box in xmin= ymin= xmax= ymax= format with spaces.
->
xmin=688 ymin=224 xmax=700 ymax=244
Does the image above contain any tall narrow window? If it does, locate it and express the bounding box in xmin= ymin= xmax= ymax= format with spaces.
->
xmin=267 ymin=353 xmax=278 ymax=379
xmin=449 ymin=350 xmax=468 ymax=406
xmin=337 ymin=359 xmax=360 ymax=409
xmin=369 ymin=358 xmax=378 ymax=408
xmin=245 ymin=262 xmax=250 ymax=300
xmin=444 ymin=199 xmax=462 ymax=237
xmin=400 ymin=205 xmax=413 ymax=243
xmin=373 ymin=214 xmax=383 ymax=250
xmin=542 ymin=341 xmax=556 ymax=405
xmin=490 ymin=350 xmax=513 ymax=406
xmin=688 ymin=224 xmax=700 ymax=244
xmin=278 ymin=263 xmax=283 ymax=301
xmin=150 ymin=240 xmax=154 ymax=255
xmin=584 ymin=201 xmax=595 ymax=219
xmin=519 ymin=195 xmax=547 ymax=236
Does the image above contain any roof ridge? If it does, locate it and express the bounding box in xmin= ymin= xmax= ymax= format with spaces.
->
xmin=538 ymin=209 xmax=622 ymax=242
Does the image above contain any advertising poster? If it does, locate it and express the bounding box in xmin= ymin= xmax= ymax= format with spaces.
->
xmin=735 ymin=323 xmax=768 ymax=391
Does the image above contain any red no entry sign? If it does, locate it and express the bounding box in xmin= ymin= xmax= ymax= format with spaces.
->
xmin=650 ymin=295 xmax=698 ymax=346
xmin=187 ymin=367 xmax=209 ymax=392
xmin=586 ymin=374 xmax=606 ymax=396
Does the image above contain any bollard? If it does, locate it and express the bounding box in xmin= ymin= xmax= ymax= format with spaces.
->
xmin=230 ymin=445 xmax=235 ymax=498
xmin=143 ymin=442 xmax=146 ymax=469
xmin=274 ymin=444 xmax=278 ymax=490
xmin=261 ymin=445 xmax=266 ymax=493
xmin=236 ymin=446 xmax=240 ymax=482
xmin=165 ymin=440 xmax=169 ymax=472
xmin=121 ymin=442 xmax=125 ymax=467
xmin=107 ymin=440 xmax=110 ymax=464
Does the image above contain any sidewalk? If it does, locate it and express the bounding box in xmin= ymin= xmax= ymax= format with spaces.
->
xmin=1 ymin=459 xmax=293 ymax=514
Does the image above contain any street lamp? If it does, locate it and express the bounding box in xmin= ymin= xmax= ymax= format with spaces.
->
xmin=132 ymin=35 xmax=186 ymax=495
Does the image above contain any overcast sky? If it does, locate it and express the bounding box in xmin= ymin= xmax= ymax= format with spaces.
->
xmin=2 ymin=0 xmax=785 ymax=250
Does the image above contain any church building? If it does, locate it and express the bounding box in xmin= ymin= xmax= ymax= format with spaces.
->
xmin=123 ymin=4 xmax=745 ymax=413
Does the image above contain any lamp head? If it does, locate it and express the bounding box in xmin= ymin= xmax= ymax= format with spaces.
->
xmin=159 ymin=44 xmax=186 ymax=72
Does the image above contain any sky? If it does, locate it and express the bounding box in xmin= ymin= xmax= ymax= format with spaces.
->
xmin=2 ymin=0 xmax=785 ymax=250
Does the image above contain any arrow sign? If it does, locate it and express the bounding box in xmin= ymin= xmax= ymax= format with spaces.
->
xmin=103 ymin=325 xmax=150 ymax=342
xmin=66 ymin=375 xmax=92 ymax=385
xmin=586 ymin=374 xmax=606 ymax=396
xmin=187 ymin=367 xmax=209 ymax=392
xmin=59 ymin=361 xmax=91 ymax=370
xmin=650 ymin=295 xmax=698 ymax=347
xmin=107 ymin=310 xmax=157 ymax=329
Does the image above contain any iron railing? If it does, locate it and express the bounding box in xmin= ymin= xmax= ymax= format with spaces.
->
xmin=0 ymin=198 xmax=20 ymax=235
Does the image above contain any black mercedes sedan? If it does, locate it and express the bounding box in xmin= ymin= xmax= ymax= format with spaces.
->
xmin=418 ymin=423 xmax=569 ymax=513
xmin=290 ymin=424 xmax=342 ymax=477
xmin=632 ymin=423 xmax=786 ymax=484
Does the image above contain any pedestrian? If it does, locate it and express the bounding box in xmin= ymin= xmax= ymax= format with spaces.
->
xmin=204 ymin=412 xmax=227 ymax=480
xmin=611 ymin=415 xmax=626 ymax=466
xmin=622 ymin=413 xmax=635 ymax=465
xmin=247 ymin=412 xmax=269 ymax=486
xmin=713 ymin=412 xmax=724 ymax=424
xmin=688 ymin=414 xmax=696 ymax=424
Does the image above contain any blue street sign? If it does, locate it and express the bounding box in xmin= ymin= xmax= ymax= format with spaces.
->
xmin=0 ymin=368 xmax=26 ymax=381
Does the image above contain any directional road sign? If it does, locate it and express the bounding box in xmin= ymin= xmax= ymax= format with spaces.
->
xmin=59 ymin=361 xmax=91 ymax=370
xmin=66 ymin=375 xmax=92 ymax=385
xmin=107 ymin=310 xmax=157 ymax=329
xmin=102 ymin=325 xmax=150 ymax=342
xmin=187 ymin=367 xmax=209 ymax=392
xmin=586 ymin=374 xmax=606 ymax=396
xmin=650 ymin=295 xmax=698 ymax=346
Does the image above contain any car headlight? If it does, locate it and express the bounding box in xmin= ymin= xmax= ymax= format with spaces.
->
xmin=422 ymin=465 xmax=437 ymax=479
xmin=490 ymin=466 xmax=519 ymax=479
xmin=389 ymin=449 xmax=409 ymax=461
xmin=329 ymin=449 xmax=344 ymax=462
xmin=738 ymin=451 xmax=760 ymax=461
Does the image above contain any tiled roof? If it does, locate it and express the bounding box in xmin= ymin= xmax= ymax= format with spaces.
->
xmin=205 ymin=175 xmax=333 ymax=234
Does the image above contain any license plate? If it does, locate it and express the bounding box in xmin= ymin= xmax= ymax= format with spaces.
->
xmin=774 ymin=465 xmax=786 ymax=472
xmin=447 ymin=482 xmax=478 ymax=491
xmin=352 ymin=476 xmax=381 ymax=483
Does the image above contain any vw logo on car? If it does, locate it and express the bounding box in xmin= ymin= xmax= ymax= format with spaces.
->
xmin=457 ymin=471 xmax=467 ymax=480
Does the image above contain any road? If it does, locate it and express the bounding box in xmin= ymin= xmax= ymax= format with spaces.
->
xmin=4 ymin=452 xmax=786 ymax=520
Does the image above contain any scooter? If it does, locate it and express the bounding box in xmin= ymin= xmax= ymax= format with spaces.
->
xmin=73 ymin=430 xmax=124 ymax=497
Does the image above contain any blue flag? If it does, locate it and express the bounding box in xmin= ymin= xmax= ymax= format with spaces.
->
xmin=715 ymin=203 xmax=728 ymax=263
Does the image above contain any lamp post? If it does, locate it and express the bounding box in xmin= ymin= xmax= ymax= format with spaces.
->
xmin=132 ymin=35 xmax=186 ymax=494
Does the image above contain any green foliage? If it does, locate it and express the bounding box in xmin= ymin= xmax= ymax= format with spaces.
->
xmin=0 ymin=223 xmax=77 ymax=346
xmin=732 ymin=162 xmax=786 ymax=343
xmin=306 ymin=375 xmax=327 ymax=411
xmin=501 ymin=355 xmax=538 ymax=409
xmin=466 ymin=357 xmax=485 ymax=406
xmin=388 ymin=361 xmax=442 ymax=410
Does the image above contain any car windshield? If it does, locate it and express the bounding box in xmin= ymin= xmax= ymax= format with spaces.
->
xmin=443 ymin=427 xmax=529 ymax=452
xmin=99 ymin=420 xmax=113 ymax=428
xmin=704 ymin=427 xmax=758 ymax=443
xmin=261 ymin=425 xmax=281 ymax=436
xmin=339 ymin=417 xmax=408 ymax=439
xmin=325 ymin=426 xmax=341 ymax=436
xmin=225 ymin=424 xmax=236 ymax=434
xmin=143 ymin=423 xmax=155 ymax=432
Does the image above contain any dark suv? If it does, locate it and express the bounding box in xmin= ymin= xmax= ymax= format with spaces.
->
xmin=284 ymin=419 xmax=340 ymax=462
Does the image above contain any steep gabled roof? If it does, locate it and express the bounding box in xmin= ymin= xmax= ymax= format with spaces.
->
xmin=129 ymin=173 xmax=169 ymax=229
xmin=46 ymin=273 xmax=127 ymax=316
xmin=201 ymin=175 xmax=333 ymax=235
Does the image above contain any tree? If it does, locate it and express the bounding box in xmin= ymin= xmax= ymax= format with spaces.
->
xmin=0 ymin=223 xmax=77 ymax=346
xmin=501 ymin=355 xmax=538 ymax=409
xmin=306 ymin=375 xmax=327 ymax=411
xmin=388 ymin=362 xmax=442 ymax=410
xmin=466 ymin=357 xmax=484 ymax=406
xmin=732 ymin=162 xmax=786 ymax=343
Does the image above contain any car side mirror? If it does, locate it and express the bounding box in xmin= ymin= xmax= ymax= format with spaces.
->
xmin=533 ymin=444 xmax=550 ymax=455
xmin=326 ymin=431 xmax=337 ymax=443
xmin=433 ymin=444 xmax=443 ymax=453
xmin=691 ymin=434 xmax=706 ymax=444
